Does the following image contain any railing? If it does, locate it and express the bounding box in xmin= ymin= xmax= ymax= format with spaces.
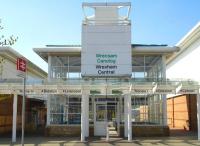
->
xmin=82 ymin=19 xmax=131 ymax=25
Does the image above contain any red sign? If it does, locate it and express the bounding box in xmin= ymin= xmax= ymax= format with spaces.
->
xmin=17 ymin=58 xmax=26 ymax=72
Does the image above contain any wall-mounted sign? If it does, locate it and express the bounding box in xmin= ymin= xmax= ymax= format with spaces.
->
xmin=17 ymin=58 xmax=27 ymax=78
xmin=81 ymin=25 xmax=132 ymax=77
xmin=17 ymin=58 xmax=26 ymax=72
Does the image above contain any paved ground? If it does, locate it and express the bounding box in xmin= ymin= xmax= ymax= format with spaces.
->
xmin=0 ymin=136 xmax=200 ymax=146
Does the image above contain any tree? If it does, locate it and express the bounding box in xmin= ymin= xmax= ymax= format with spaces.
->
xmin=0 ymin=19 xmax=18 ymax=46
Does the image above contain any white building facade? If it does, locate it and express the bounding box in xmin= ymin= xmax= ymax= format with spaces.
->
xmin=166 ymin=22 xmax=200 ymax=138
xmin=0 ymin=46 xmax=47 ymax=142
xmin=33 ymin=2 xmax=181 ymax=141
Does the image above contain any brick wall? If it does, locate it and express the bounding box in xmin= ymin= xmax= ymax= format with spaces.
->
xmin=45 ymin=125 xmax=81 ymax=136
xmin=120 ymin=125 xmax=169 ymax=137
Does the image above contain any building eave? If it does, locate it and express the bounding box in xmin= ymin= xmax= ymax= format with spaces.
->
xmin=34 ymin=45 xmax=178 ymax=62
xmin=166 ymin=21 xmax=200 ymax=65
xmin=0 ymin=46 xmax=47 ymax=78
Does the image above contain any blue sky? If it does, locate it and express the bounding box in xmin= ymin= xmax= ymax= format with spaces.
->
xmin=0 ymin=0 xmax=200 ymax=72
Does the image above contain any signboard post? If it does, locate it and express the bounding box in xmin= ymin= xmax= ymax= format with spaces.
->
xmin=17 ymin=58 xmax=26 ymax=146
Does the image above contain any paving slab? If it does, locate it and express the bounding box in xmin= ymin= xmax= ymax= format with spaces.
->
xmin=0 ymin=136 xmax=200 ymax=146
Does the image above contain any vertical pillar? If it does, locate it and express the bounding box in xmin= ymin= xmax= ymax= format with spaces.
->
xmin=12 ymin=94 xmax=18 ymax=142
xmin=46 ymin=98 xmax=50 ymax=125
xmin=85 ymin=94 xmax=89 ymax=137
xmin=117 ymin=98 xmax=120 ymax=136
xmin=48 ymin=55 xmax=52 ymax=81
xmin=127 ymin=94 xmax=132 ymax=141
xmin=81 ymin=93 xmax=89 ymax=141
xmin=162 ymin=55 xmax=167 ymax=126
xmin=124 ymin=94 xmax=132 ymax=141
xmin=124 ymin=95 xmax=128 ymax=137
xmin=162 ymin=94 xmax=167 ymax=126
xmin=197 ymin=94 xmax=200 ymax=140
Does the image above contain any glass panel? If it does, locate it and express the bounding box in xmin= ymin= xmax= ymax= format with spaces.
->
xmin=107 ymin=105 xmax=116 ymax=121
xmin=96 ymin=104 xmax=106 ymax=121
xmin=49 ymin=96 xmax=81 ymax=125
xmin=132 ymin=95 xmax=163 ymax=125
xmin=68 ymin=103 xmax=81 ymax=113
xmin=68 ymin=114 xmax=81 ymax=124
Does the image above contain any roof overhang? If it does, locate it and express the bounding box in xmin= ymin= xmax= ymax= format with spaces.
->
xmin=33 ymin=47 xmax=81 ymax=62
xmin=33 ymin=45 xmax=179 ymax=62
xmin=166 ymin=21 xmax=200 ymax=65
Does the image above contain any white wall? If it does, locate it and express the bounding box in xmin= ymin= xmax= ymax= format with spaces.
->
xmin=81 ymin=25 xmax=132 ymax=77
xmin=166 ymin=38 xmax=200 ymax=82
xmin=1 ymin=59 xmax=45 ymax=81
xmin=2 ymin=59 xmax=19 ymax=79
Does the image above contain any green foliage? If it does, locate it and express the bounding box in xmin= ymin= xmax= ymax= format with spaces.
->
xmin=0 ymin=19 xmax=18 ymax=46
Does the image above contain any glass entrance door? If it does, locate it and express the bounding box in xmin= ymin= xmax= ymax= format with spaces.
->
xmin=94 ymin=103 xmax=107 ymax=136
xmin=94 ymin=98 xmax=119 ymax=136
xmin=107 ymin=103 xmax=116 ymax=122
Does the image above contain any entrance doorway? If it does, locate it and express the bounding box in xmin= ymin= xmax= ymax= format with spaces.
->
xmin=94 ymin=97 xmax=119 ymax=136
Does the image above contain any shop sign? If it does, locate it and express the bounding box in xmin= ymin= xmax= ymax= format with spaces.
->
xmin=178 ymin=89 xmax=198 ymax=94
xmin=90 ymin=90 xmax=101 ymax=94
xmin=155 ymin=89 xmax=175 ymax=94
xmin=112 ymin=90 xmax=123 ymax=95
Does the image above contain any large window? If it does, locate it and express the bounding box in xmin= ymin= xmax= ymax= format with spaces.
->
xmin=50 ymin=96 xmax=81 ymax=125
xmin=131 ymin=95 xmax=164 ymax=125
xmin=132 ymin=55 xmax=163 ymax=81
xmin=50 ymin=56 xmax=81 ymax=79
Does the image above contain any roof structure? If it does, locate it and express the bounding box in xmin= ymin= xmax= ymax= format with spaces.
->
xmin=166 ymin=21 xmax=200 ymax=64
xmin=33 ymin=44 xmax=179 ymax=62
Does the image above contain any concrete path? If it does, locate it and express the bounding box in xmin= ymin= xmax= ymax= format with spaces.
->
xmin=0 ymin=136 xmax=200 ymax=146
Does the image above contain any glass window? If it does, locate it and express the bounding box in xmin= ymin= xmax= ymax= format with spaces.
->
xmin=50 ymin=56 xmax=81 ymax=79
xmin=131 ymin=95 xmax=163 ymax=125
xmin=49 ymin=96 xmax=81 ymax=125
xmin=132 ymin=55 xmax=163 ymax=81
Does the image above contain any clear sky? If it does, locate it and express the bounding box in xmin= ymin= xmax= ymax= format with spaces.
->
xmin=0 ymin=0 xmax=199 ymax=72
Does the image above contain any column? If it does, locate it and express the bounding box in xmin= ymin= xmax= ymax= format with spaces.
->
xmin=48 ymin=55 xmax=52 ymax=81
xmin=12 ymin=94 xmax=18 ymax=143
xmin=46 ymin=98 xmax=50 ymax=125
xmin=127 ymin=94 xmax=132 ymax=141
xmin=47 ymin=55 xmax=51 ymax=127
xmin=85 ymin=94 xmax=89 ymax=137
xmin=197 ymin=94 xmax=200 ymax=140
xmin=124 ymin=95 xmax=128 ymax=137
xmin=117 ymin=98 xmax=120 ymax=136
xmin=81 ymin=93 xmax=89 ymax=141
xmin=124 ymin=94 xmax=132 ymax=141
xmin=162 ymin=55 xmax=167 ymax=126
xmin=162 ymin=94 xmax=167 ymax=126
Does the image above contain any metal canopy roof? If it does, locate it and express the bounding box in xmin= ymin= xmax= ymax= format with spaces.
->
xmin=0 ymin=79 xmax=199 ymax=96
xmin=33 ymin=44 xmax=179 ymax=62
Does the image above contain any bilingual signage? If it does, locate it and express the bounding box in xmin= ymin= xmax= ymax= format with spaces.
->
xmin=81 ymin=25 xmax=132 ymax=77
xmin=96 ymin=54 xmax=118 ymax=75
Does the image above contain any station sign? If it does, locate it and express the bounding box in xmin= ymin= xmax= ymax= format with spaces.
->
xmin=16 ymin=58 xmax=27 ymax=77
xmin=81 ymin=25 xmax=132 ymax=77
xmin=17 ymin=58 xmax=26 ymax=72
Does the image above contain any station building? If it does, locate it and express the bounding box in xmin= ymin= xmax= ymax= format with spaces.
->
xmin=1 ymin=2 xmax=200 ymax=142
xmin=166 ymin=22 xmax=200 ymax=132
xmin=33 ymin=2 xmax=180 ymax=141
xmin=0 ymin=47 xmax=47 ymax=139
